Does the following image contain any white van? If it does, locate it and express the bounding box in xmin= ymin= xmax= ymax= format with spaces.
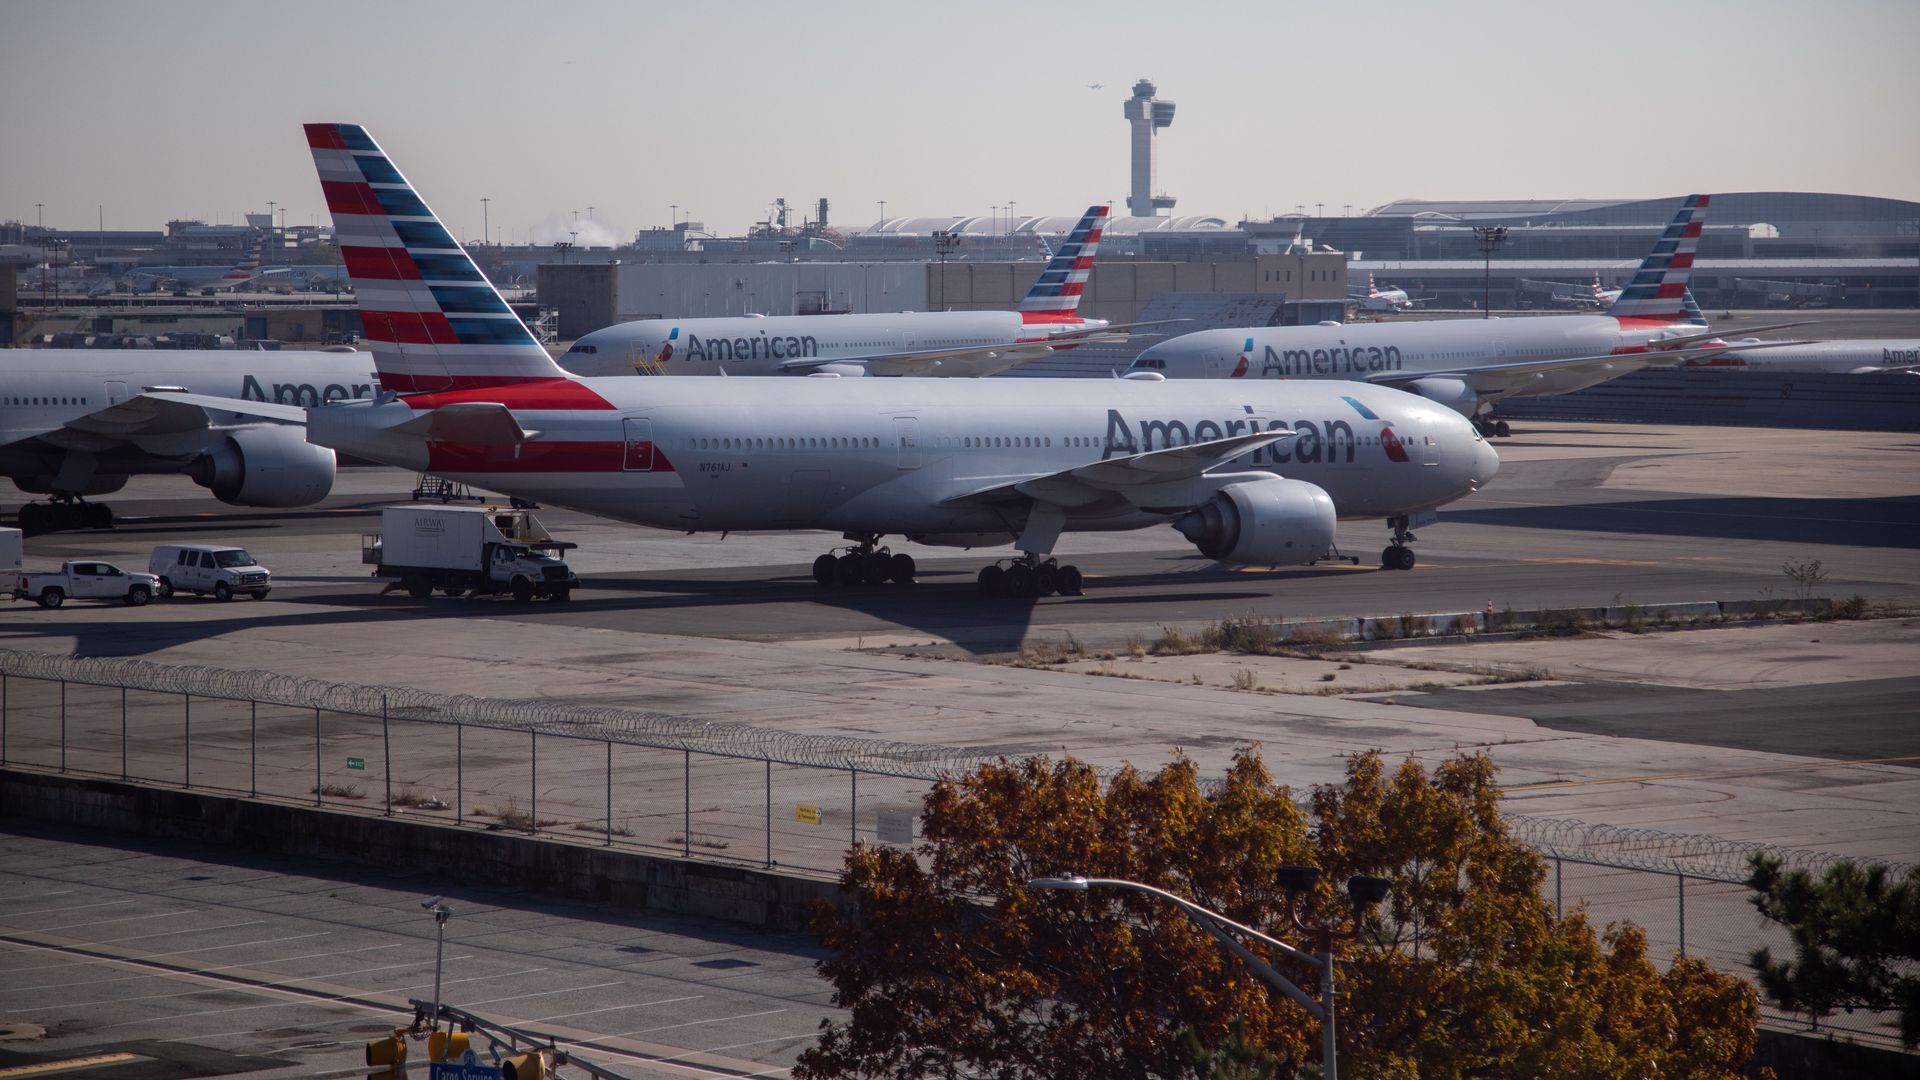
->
xmin=149 ymin=544 xmax=273 ymax=600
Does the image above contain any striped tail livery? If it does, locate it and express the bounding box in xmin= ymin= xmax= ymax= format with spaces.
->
xmin=306 ymin=122 xmax=568 ymax=393
xmin=1606 ymin=194 xmax=1708 ymax=322
xmin=1018 ymin=204 xmax=1108 ymax=323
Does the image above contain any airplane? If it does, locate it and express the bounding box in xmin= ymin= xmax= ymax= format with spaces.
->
xmin=1 ymin=349 xmax=379 ymax=532
xmin=122 ymin=238 xmax=267 ymax=292
xmin=557 ymin=205 xmax=1177 ymax=378
xmin=1129 ymin=195 xmax=1810 ymax=437
xmin=1675 ymin=338 xmax=1920 ymax=374
xmin=1348 ymin=274 xmax=1432 ymax=314
xmin=1087 ymin=83 xmax=1104 ymax=90
xmin=168 ymin=122 xmax=1497 ymax=584
xmin=1520 ymin=273 xmax=1622 ymax=310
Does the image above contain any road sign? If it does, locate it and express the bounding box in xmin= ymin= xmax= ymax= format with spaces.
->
xmin=430 ymin=1064 xmax=502 ymax=1080
xmin=877 ymin=810 xmax=913 ymax=844
xmin=795 ymin=804 xmax=821 ymax=825
xmin=347 ymin=756 xmax=365 ymax=770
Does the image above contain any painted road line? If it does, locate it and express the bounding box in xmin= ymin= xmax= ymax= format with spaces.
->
xmin=527 ymin=993 xmax=703 ymax=1024
xmin=0 ymin=1053 xmax=142 ymax=1078
xmin=462 ymin=979 xmax=624 ymax=1008
xmin=1504 ymin=754 xmax=1920 ymax=793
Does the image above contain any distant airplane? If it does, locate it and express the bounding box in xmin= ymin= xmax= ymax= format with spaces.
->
xmin=122 ymin=238 xmax=265 ymax=291
xmin=1678 ymin=339 xmax=1920 ymax=374
xmin=1520 ymin=273 xmax=1623 ymax=311
xmin=1349 ymin=274 xmax=1432 ymax=314
xmin=1087 ymin=83 xmax=1103 ymax=90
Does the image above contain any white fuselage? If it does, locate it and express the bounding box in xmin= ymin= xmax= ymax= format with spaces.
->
xmin=0 ymin=349 xmax=379 ymax=490
xmin=560 ymin=310 xmax=1106 ymax=378
xmin=1682 ymin=339 xmax=1920 ymax=374
xmin=1134 ymin=314 xmax=1696 ymax=398
xmin=310 ymin=377 xmax=1495 ymax=540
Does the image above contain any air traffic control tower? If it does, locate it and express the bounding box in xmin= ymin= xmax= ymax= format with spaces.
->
xmin=1124 ymin=79 xmax=1177 ymax=217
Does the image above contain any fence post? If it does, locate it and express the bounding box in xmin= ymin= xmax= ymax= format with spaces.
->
xmin=2 ymin=672 xmax=8 ymax=764
xmin=183 ymin=692 xmax=190 ymax=789
xmin=850 ymin=767 xmax=858 ymax=850
xmin=604 ymin=740 xmax=612 ymax=847
xmin=382 ymin=695 xmax=392 ymax=816
xmin=249 ymin=700 xmax=256 ymax=798
xmin=313 ymin=706 xmax=322 ymax=806
xmin=1554 ymin=856 xmax=1563 ymax=917
xmin=765 ymin=759 xmax=772 ymax=868
xmin=682 ymin=750 xmax=690 ymax=858
xmin=455 ymin=722 xmax=463 ymax=824
xmin=529 ymin=730 xmax=538 ymax=834
xmin=120 ymin=687 xmax=128 ymax=781
xmin=1677 ymin=871 xmax=1687 ymax=958
xmin=59 ymin=679 xmax=66 ymax=772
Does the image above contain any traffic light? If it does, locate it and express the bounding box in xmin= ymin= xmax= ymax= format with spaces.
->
xmin=427 ymin=1030 xmax=470 ymax=1062
xmin=501 ymin=1051 xmax=547 ymax=1080
xmin=365 ymin=1028 xmax=407 ymax=1079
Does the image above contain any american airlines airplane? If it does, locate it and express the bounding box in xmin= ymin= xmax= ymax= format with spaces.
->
xmin=557 ymin=206 xmax=1168 ymax=378
xmin=122 ymin=238 xmax=267 ymax=292
xmin=1131 ymin=196 xmax=1803 ymax=436
xmin=1677 ymin=338 xmax=1920 ymax=374
xmin=1349 ymin=274 xmax=1430 ymax=314
xmin=167 ymin=123 xmax=1497 ymax=587
xmin=1 ymin=349 xmax=378 ymax=532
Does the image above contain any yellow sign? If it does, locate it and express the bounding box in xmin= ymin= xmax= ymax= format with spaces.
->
xmin=795 ymin=804 xmax=821 ymax=825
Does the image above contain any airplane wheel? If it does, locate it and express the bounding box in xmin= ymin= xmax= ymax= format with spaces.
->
xmin=889 ymin=553 xmax=916 ymax=585
xmin=441 ymin=587 xmax=465 ymax=597
xmin=1494 ymin=420 xmax=1511 ymax=438
xmin=18 ymin=504 xmax=43 ymax=533
xmin=977 ymin=565 xmax=1003 ymax=595
xmin=1032 ymin=563 xmax=1058 ymax=598
xmin=86 ymin=504 xmax=113 ymax=528
xmin=836 ymin=552 xmax=867 ymax=586
xmin=1002 ymin=563 xmax=1034 ymax=598
xmin=862 ymin=553 xmax=892 ymax=585
xmin=1057 ymin=565 xmax=1084 ymax=596
xmin=812 ymin=554 xmax=837 ymax=585
xmin=1382 ymin=545 xmax=1416 ymax=571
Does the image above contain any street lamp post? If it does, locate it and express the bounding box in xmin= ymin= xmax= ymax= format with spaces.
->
xmin=420 ymin=897 xmax=453 ymax=1029
xmin=932 ymin=229 xmax=961 ymax=312
xmin=1029 ymin=869 xmax=1389 ymax=1080
xmin=1471 ymin=225 xmax=1509 ymax=318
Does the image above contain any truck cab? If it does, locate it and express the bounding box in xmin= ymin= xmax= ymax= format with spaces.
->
xmin=489 ymin=544 xmax=574 ymax=601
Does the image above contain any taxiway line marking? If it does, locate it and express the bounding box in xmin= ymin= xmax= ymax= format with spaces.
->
xmin=0 ymin=1053 xmax=142 ymax=1078
xmin=1506 ymin=754 xmax=1920 ymax=792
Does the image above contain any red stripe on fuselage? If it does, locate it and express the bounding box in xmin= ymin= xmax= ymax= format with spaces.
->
xmin=322 ymin=180 xmax=384 ymax=216
xmin=304 ymin=123 xmax=347 ymax=149
xmin=401 ymin=377 xmax=616 ymax=411
xmin=1018 ymin=313 xmax=1091 ymax=326
xmin=426 ymin=439 xmax=669 ymax=473
xmin=342 ymin=246 xmax=423 ymax=280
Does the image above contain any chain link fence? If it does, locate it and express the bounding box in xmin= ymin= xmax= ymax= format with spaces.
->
xmin=0 ymin=649 xmax=1907 ymax=1045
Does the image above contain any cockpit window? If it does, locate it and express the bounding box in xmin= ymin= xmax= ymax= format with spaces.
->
xmin=1129 ymin=357 xmax=1166 ymax=370
xmin=565 ymin=344 xmax=598 ymax=355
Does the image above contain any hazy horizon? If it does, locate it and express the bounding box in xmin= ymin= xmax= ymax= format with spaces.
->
xmin=4 ymin=0 xmax=1917 ymax=242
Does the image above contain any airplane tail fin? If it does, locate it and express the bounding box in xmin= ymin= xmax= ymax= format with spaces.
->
xmin=1681 ymin=288 xmax=1709 ymax=327
xmin=1368 ymin=273 xmax=1380 ymax=298
xmin=305 ymin=122 xmax=567 ymax=393
xmin=222 ymin=238 xmax=265 ymax=281
xmin=1606 ymin=194 xmax=1709 ymax=321
xmin=1019 ymin=204 xmax=1108 ymax=322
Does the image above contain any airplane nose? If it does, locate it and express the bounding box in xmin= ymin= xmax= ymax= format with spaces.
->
xmin=1472 ymin=432 xmax=1501 ymax=487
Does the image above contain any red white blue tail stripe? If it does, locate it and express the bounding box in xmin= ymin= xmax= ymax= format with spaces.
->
xmin=1019 ymin=204 xmax=1108 ymax=321
xmin=1607 ymin=194 xmax=1708 ymax=321
xmin=222 ymin=238 xmax=265 ymax=281
xmin=305 ymin=122 xmax=566 ymax=393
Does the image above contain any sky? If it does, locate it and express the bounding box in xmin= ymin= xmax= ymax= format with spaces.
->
xmin=3 ymin=0 xmax=1917 ymax=243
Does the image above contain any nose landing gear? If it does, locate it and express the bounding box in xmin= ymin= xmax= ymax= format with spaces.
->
xmin=977 ymin=555 xmax=1083 ymax=598
xmin=1381 ymin=514 xmax=1419 ymax=571
xmin=812 ymin=535 xmax=916 ymax=587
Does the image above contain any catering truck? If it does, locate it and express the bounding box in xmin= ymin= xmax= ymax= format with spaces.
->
xmin=363 ymin=505 xmax=577 ymax=601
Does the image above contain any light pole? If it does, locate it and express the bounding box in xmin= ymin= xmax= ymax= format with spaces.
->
xmin=932 ymin=229 xmax=961 ymax=311
xmin=481 ymin=197 xmax=490 ymax=247
xmin=1028 ymin=869 xmax=1389 ymax=1080
xmin=1471 ymin=225 xmax=1508 ymax=318
xmin=420 ymin=896 xmax=453 ymax=1029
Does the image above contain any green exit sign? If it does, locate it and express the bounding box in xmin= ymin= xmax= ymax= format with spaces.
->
xmin=347 ymin=757 xmax=365 ymax=770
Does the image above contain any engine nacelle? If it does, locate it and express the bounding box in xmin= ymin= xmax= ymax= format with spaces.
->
xmin=1173 ymin=477 xmax=1335 ymax=567
xmin=193 ymin=424 xmax=336 ymax=507
xmin=1405 ymin=377 xmax=1480 ymax=418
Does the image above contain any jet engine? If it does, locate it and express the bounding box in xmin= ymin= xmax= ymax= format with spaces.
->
xmin=1172 ymin=477 xmax=1335 ymax=567
xmin=1404 ymin=377 xmax=1480 ymax=418
xmin=192 ymin=425 xmax=337 ymax=507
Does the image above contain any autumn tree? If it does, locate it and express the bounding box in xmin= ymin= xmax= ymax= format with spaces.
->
xmin=797 ymin=749 xmax=1764 ymax=1080
xmin=1747 ymin=854 xmax=1920 ymax=1046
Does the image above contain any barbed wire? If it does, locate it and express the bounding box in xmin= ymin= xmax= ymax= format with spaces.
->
xmin=4 ymin=650 xmax=1903 ymax=881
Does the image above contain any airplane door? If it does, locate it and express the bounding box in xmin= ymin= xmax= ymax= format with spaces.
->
xmin=894 ymin=417 xmax=921 ymax=469
xmin=1420 ymin=417 xmax=1439 ymax=466
xmin=621 ymin=417 xmax=654 ymax=471
xmin=1206 ymin=355 xmax=1224 ymax=377
xmin=104 ymin=380 xmax=128 ymax=405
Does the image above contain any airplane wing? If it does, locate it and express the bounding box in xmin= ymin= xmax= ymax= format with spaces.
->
xmin=941 ymin=430 xmax=1295 ymax=510
xmin=1640 ymin=322 xmax=1806 ymax=348
xmin=0 ymin=391 xmax=308 ymax=455
xmin=1360 ymin=341 xmax=1816 ymax=393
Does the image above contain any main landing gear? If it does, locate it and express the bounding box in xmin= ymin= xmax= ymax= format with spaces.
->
xmin=17 ymin=499 xmax=113 ymax=534
xmin=1472 ymin=417 xmax=1512 ymax=438
xmin=812 ymin=535 xmax=917 ymax=587
xmin=977 ymin=555 xmax=1084 ymax=599
xmin=1381 ymin=514 xmax=1418 ymax=571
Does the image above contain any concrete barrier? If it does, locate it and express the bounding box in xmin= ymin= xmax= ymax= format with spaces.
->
xmin=0 ymin=769 xmax=848 ymax=933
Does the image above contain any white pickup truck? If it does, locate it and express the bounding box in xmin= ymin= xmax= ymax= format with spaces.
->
xmin=14 ymin=560 xmax=160 ymax=608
